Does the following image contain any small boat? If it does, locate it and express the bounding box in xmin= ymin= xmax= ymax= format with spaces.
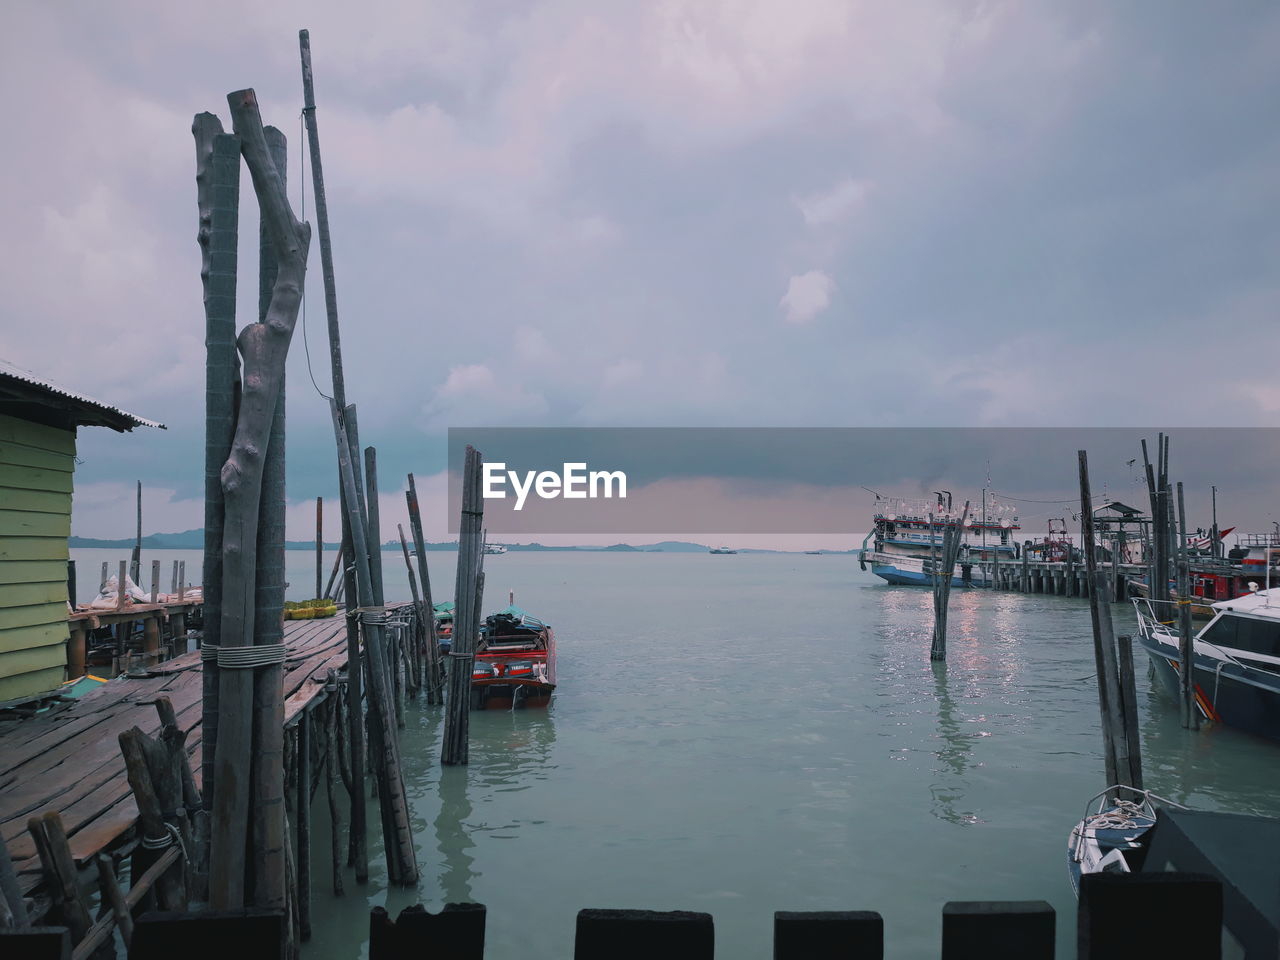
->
xmin=483 ymin=542 xmax=508 ymax=555
xmin=804 ymin=550 xmax=822 ymax=555
xmin=1129 ymin=533 xmax=1277 ymax=618
xmin=1133 ymin=587 xmax=1280 ymax=741
xmin=709 ymin=546 xmax=737 ymax=554
xmin=432 ymin=600 xmax=454 ymax=653
xmin=1067 ymin=786 xmax=1182 ymax=895
xmin=1068 ymin=796 xmax=1280 ymax=954
xmin=471 ymin=604 xmax=556 ymax=710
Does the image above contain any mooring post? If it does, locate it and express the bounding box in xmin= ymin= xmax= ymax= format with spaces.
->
xmin=151 ymin=559 xmax=160 ymax=604
xmin=1080 ymin=451 xmax=1138 ymax=794
xmin=407 ymin=474 xmax=443 ymax=704
xmin=442 ymin=446 xmax=484 ymax=765
xmin=132 ymin=480 xmax=142 ymax=585
xmin=1175 ymin=481 xmax=1198 ymax=730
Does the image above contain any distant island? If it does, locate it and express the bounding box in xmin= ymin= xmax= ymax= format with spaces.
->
xmin=69 ymin=529 xmax=857 ymax=554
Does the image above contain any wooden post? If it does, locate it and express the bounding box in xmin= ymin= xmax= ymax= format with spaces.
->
xmin=117 ymin=560 xmax=127 ymax=611
xmin=323 ymin=549 xmax=342 ymax=601
xmin=407 ymin=474 xmax=443 ymax=704
xmin=208 ymin=88 xmax=312 ymax=912
xmin=442 ymin=447 xmax=485 ymax=765
xmin=1115 ymin=635 xmax=1143 ymax=790
xmin=1080 ymin=451 xmax=1138 ymax=794
xmin=315 ymin=497 xmax=324 ymax=600
xmin=324 ymin=677 xmax=345 ymax=897
xmin=0 ymin=831 xmax=31 ymax=930
xmin=329 ymin=401 xmax=417 ymax=883
xmin=143 ymin=615 xmax=161 ymax=666
xmin=930 ymin=504 xmax=970 ymax=662
xmin=132 ymin=481 xmax=142 ymax=585
xmin=1175 ymin=482 xmax=1198 ymax=730
xmin=101 ymin=561 xmax=109 ymax=593
xmin=27 ymin=814 xmax=92 ymax=944
xmin=119 ymin=729 xmax=187 ymax=911
xmin=178 ymin=562 xmax=185 ymax=601
xmin=94 ymin=854 xmax=132 ymax=948
xmin=296 ymin=709 xmax=312 ymax=941
xmin=66 ymin=559 xmax=76 ymax=609
xmin=398 ymin=525 xmax=424 ymax=694
xmin=171 ymin=561 xmax=179 ymax=595
xmin=150 ymin=560 xmax=160 ymax=604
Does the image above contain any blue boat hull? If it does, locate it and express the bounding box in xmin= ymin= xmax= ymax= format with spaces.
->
xmin=871 ymin=562 xmax=975 ymax=588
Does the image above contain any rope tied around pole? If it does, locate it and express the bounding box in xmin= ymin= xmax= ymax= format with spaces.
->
xmin=139 ymin=822 xmax=187 ymax=864
xmin=201 ymin=643 xmax=288 ymax=668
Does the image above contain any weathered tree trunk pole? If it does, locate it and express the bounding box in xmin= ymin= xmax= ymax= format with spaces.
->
xmin=442 ymin=447 xmax=485 ymax=765
xmin=407 ymin=474 xmax=443 ymax=704
xmin=323 ymin=675 xmax=345 ymax=897
xmin=329 ymin=401 xmax=418 ymax=884
xmin=208 ymin=89 xmax=312 ymax=911
xmin=930 ymin=503 xmax=970 ymax=662
xmin=194 ymin=112 xmax=241 ymax=873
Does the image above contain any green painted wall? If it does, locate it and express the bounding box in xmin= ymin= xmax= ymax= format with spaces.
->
xmin=0 ymin=413 xmax=73 ymax=701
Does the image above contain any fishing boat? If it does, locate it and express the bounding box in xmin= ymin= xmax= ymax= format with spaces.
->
xmin=1067 ymin=798 xmax=1280 ymax=954
xmin=1129 ymin=531 xmax=1272 ymax=619
xmin=471 ymin=604 xmax=556 ymax=710
xmin=1133 ymin=587 xmax=1280 ymax=741
xmin=483 ymin=542 xmax=508 ymax=555
xmin=860 ymin=491 xmax=1020 ymax=586
xmin=433 ymin=600 xmax=454 ymax=653
xmin=709 ymin=546 xmax=737 ymax=554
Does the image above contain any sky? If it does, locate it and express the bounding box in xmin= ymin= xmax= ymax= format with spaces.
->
xmin=2 ymin=2 xmax=1278 ymax=548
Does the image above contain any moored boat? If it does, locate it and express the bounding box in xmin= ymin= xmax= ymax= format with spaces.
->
xmin=1067 ymin=786 xmax=1179 ymax=896
xmin=861 ymin=491 xmax=1020 ymax=587
xmin=433 ymin=600 xmax=454 ymax=653
xmin=471 ymin=604 xmax=556 ymax=710
xmin=709 ymin=546 xmax=737 ymax=554
xmin=1133 ymin=588 xmax=1280 ymax=741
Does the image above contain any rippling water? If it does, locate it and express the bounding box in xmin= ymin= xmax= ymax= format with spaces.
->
xmin=74 ymin=548 xmax=1279 ymax=958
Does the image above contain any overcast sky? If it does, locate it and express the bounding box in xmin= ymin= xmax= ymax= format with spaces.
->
xmin=2 ymin=2 xmax=1277 ymax=546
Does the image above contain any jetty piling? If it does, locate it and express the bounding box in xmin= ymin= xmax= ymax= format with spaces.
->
xmin=315 ymin=497 xmax=323 ymax=600
xmin=1079 ymin=450 xmax=1142 ymax=795
xmin=407 ymin=473 xmax=443 ymax=704
xmin=131 ymin=481 xmax=142 ymax=585
xmin=929 ymin=502 xmax=970 ymax=662
xmin=442 ymin=446 xmax=485 ymax=765
xmin=1175 ymin=481 xmax=1198 ymax=730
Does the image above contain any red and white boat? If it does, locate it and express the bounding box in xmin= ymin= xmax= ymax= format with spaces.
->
xmin=470 ymin=604 xmax=556 ymax=710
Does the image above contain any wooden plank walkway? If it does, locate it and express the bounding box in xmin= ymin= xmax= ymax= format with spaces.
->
xmin=0 ymin=615 xmax=351 ymax=895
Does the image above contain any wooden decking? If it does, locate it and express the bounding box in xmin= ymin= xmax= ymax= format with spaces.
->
xmin=0 ymin=615 xmax=351 ymax=895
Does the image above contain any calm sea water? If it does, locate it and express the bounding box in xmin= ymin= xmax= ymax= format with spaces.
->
xmin=71 ymin=548 xmax=1280 ymax=958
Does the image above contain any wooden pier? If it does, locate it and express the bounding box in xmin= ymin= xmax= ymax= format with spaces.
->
xmin=972 ymin=559 xmax=1145 ymax=600
xmin=0 ymin=614 xmax=351 ymax=903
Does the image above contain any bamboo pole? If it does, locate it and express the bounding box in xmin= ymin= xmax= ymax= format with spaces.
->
xmin=442 ymin=447 xmax=485 ymax=764
xmin=132 ymin=481 xmax=142 ymax=585
xmin=398 ymin=524 xmax=424 ymax=693
xmin=324 ymin=677 xmax=345 ymax=897
xmin=329 ymin=400 xmax=418 ymax=883
xmin=315 ymin=497 xmax=324 ymax=600
xmin=1080 ymin=451 xmax=1138 ymax=794
xmin=296 ymin=708 xmax=312 ymax=940
xmin=407 ymin=474 xmax=443 ymax=704
xmin=195 ymin=113 xmax=240 ymax=846
xmin=1176 ymin=482 xmax=1198 ymax=730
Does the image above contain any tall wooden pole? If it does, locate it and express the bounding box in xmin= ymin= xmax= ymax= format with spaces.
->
xmin=315 ymin=497 xmax=324 ymax=600
xmin=407 ymin=474 xmax=443 ymax=704
xmin=250 ymin=125 xmax=289 ymax=913
xmin=329 ymin=401 xmax=418 ymax=883
xmin=208 ymin=89 xmax=311 ymax=911
xmin=443 ymin=447 xmax=484 ymax=765
xmin=298 ymin=31 xmax=371 ymax=882
xmin=131 ymin=481 xmax=142 ymax=585
xmin=1176 ymin=482 xmax=1198 ymax=730
xmin=1080 ymin=450 xmax=1139 ymax=794
xmin=194 ymin=112 xmax=240 ymax=871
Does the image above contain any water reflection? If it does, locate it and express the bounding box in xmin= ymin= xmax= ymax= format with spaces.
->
xmin=435 ymin=766 xmax=477 ymax=903
xmin=930 ymin=662 xmax=985 ymax=825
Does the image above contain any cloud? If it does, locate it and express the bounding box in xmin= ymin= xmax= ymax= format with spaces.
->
xmin=795 ymin=178 xmax=873 ymax=226
xmin=422 ymin=363 xmax=549 ymax=429
xmin=780 ymin=270 xmax=835 ymax=324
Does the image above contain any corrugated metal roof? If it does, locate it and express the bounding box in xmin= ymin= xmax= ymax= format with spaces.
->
xmin=0 ymin=356 xmax=164 ymax=430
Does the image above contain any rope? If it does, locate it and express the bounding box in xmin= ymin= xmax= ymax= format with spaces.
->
xmin=216 ymin=643 xmax=287 ymax=669
xmin=296 ymin=108 xmax=331 ymax=403
xmin=200 ymin=643 xmax=218 ymax=661
xmin=139 ymin=822 xmax=187 ymax=863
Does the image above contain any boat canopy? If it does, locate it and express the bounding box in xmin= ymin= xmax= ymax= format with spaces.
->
xmin=486 ymin=604 xmax=550 ymax=631
xmin=1211 ymin=588 xmax=1280 ymax=620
